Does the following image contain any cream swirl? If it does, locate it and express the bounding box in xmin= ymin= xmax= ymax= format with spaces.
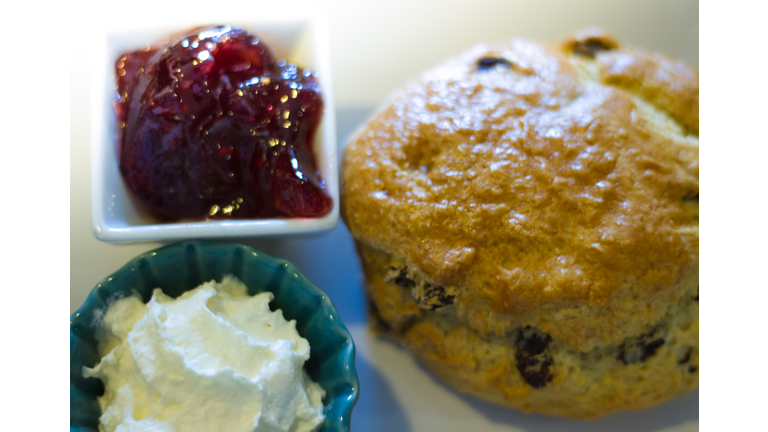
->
xmin=84 ymin=276 xmax=325 ymax=432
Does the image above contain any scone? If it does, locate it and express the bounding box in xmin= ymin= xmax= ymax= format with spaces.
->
xmin=341 ymin=28 xmax=698 ymax=418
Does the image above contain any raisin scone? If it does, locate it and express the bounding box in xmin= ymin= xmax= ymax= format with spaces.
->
xmin=340 ymin=28 xmax=698 ymax=418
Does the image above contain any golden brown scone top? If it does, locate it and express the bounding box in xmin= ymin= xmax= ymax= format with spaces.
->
xmin=342 ymin=29 xmax=699 ymax=350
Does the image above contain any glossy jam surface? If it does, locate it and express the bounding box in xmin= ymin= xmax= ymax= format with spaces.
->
xmin=117 ymin=25 xmax=331 ymax=220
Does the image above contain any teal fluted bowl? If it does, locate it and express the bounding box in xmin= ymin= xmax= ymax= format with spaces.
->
xmin=70 ymin=241 xmax=358 ymax=432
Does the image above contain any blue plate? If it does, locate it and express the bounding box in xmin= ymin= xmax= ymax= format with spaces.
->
xmin=70 ymin=241 xmax=358 ymax=432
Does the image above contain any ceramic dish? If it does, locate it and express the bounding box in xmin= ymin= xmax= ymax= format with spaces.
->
xmin=70 ymin=241 xmax=358 ymax=432
xmin=90 ymin=14 xmax=339 ymax=243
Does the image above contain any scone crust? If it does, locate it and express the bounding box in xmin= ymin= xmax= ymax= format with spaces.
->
xmin=341 ymin=29 xmax=699 ymax=351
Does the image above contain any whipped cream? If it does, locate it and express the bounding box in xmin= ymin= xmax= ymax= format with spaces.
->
xmin=84 ymin=276 xmax=325 ymax=432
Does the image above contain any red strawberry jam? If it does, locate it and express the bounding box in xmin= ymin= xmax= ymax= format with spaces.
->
xmin=116 ymin=25 xmax=331 ymax=220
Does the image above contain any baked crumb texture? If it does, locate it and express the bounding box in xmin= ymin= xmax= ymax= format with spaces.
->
xmin=341 ymin=28 xmax=698 ymax=418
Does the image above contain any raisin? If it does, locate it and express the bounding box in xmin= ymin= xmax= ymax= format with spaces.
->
xmin=676 ymin=346 xmax=692 ymax=364
xmin=386 ymin=266 xmax=456 ymax=310
xmin=477 ymin=57 xmax=512 ymax=71
xmin=619 ymin=331 xmax=665 ymax=364
xmin=693 ymin=286 xmax=699 ymax=302
xmin=682 ymin=193 xmax=699 ymax=221
xmin=683 ymin=192 xmax=699 ymax=201
xmin=572 ymin=39 xmax=615 ymax=58
xmin=413 ymin=284 xmax=455 ymax=310
xmin=424 ymin=284 xmax=454 ymax=309
xmin=514 ymin=328 xmax=554 ymax=388
xmin=393 ymin=268 xmax=415 ymax=288
xmin=689 ymin=365 xmax=697 ymax=373
xmin=641 ymin=339 xmax=665 ymax=361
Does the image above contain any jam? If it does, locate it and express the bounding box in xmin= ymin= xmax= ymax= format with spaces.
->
xmin=116 ymin=25 xmax=331 ymax=220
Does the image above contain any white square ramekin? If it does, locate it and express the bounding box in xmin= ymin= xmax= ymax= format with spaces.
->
xmin=90 ymin=14 xmax=338 ymax=243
